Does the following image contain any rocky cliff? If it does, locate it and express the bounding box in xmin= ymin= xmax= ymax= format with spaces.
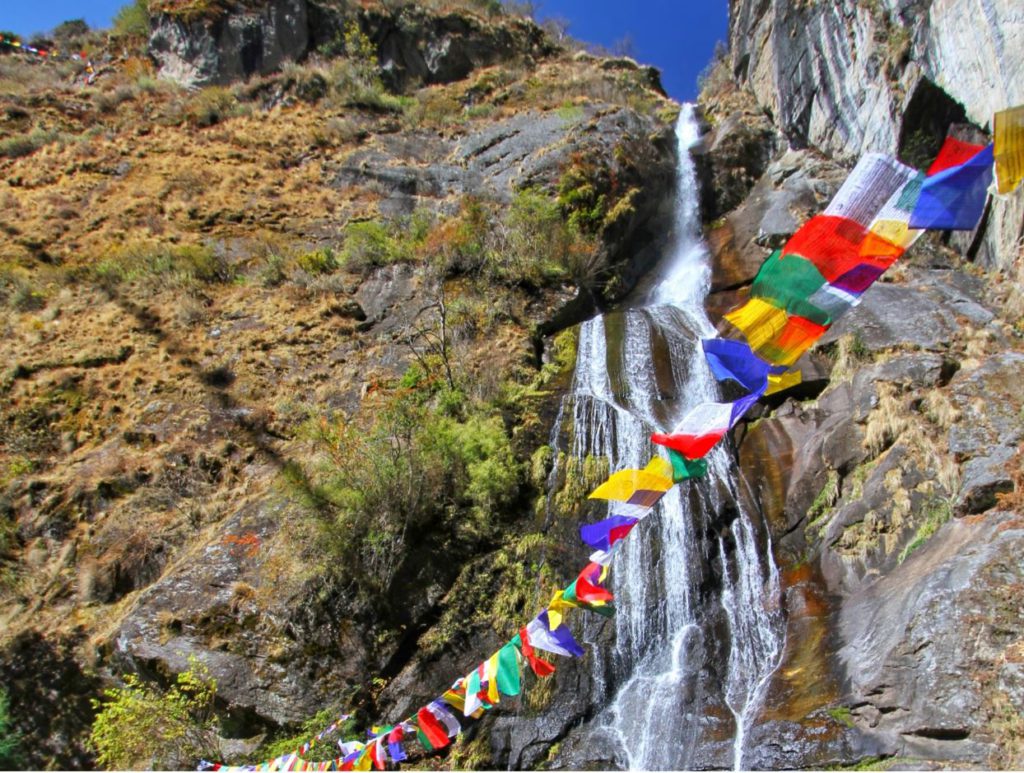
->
xmin=694 ymin=0 xmax=1024 ymax=768
xmin=3 ymin=0 xmax=1023 ymax=770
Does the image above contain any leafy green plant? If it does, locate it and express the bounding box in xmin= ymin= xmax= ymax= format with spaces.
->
xmin=557 ymin=154 xmax=610 ymax=234
xmin=294 ymin=393 xmax=522 ymax=592
xmin=0 ymin=688 xmax=22 ymax=769
xmin=88 ymin=658 xmax=220 ymax=770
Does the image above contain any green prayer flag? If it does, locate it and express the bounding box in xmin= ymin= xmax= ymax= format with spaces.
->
xmin=416 ymin=728 xmax=433 ymax=752
xmin=753 ymin=249 xmax=831 ymax=325
xmin=496 ymin=643 xmax=521 ymax=696
xmin=668 ymin=449 xmax=708 ymax=481
xmin=562 ymin=579 xmax=579 ymax=604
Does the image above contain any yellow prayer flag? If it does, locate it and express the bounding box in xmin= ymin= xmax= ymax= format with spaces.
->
xmin=765 ymin=370 xmax=803 ymax=396
xmin=588 ymin=469 xmax=673 ymax=501
xmin=644 ymin=456 xmax=673 ymax=481
xmin=441 ymin=689 xmax=466 ymax=713
xmin=725 ymin=298 xmax=789 ymax=350
xmin=995 ymin=105 xmax=1024 ymax=194
xmin=485 ymin=653 xmax=501 ymax=704
xmin=867 ymin=218 xmax=918 ymax=252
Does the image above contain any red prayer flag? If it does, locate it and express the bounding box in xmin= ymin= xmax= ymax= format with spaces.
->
xmin=416 ymin=707 xmax=451 ymax=749
xmin=519 ymin=627 xmax=556 ymax=677
xmin=927 ymin=136 xmax=988 ymax=176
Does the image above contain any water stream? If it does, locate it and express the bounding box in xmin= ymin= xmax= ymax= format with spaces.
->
xmin=558 ymin=106 xmax=784 ymax=770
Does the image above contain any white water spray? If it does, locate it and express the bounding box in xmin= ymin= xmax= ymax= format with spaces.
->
xmin=561 ymin=105 xmax=784 ymax=770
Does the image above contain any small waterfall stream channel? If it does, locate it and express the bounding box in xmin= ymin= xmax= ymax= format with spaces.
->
xmin=540 ymin=107 xmax=785 ymax=770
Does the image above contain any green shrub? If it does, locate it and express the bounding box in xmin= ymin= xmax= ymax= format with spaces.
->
xmin=0 ymin=127 xmax=59 ymax=159
xmin=557 ymin=155 xmax=610 ymax=233
xmin=88 ymin=659 xmax=219 ymax=770
xmin=112 ymin=0 xmax=150 ymax=39
xmin=93 ymin=243 xmax=232 ymax=286
xmin=296 ymin=247 xmax=339 ymax=276
xmin=295 ymin=394 xmax=522 ymax=591
xmin=339 ymin=219 xmax=423 ymax=273
xmin=417 ymin=191 xmax=597 ymax=288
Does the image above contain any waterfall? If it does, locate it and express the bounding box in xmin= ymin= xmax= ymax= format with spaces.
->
xmin=560 ymin=106 xmax=784 ymax=770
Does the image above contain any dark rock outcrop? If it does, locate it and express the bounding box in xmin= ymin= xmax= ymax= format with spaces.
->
xmin=149 ymin=0 xmax=310 ymax=88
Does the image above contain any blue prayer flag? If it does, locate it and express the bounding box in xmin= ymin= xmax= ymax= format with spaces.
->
xmin=908 ymin=144 xmax=994 ymax=231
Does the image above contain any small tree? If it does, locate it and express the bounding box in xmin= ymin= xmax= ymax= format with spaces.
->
xmin=89 ymin=658 xmax=220 ymax=770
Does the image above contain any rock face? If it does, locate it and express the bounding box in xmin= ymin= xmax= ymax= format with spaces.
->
xmin=363 ymin=5 xmax=555 ymax=92
xmin=701 ymin=0 xmax=1024 ymax=768
xmin=728 ymin=0 xmax=1024 ymax=273
xmin=149 ymin=0 xmax=310 ymax=88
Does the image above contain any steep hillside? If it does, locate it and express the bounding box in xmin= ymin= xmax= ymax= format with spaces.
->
xmin=0 ymin=3 xmax=677 ymax=767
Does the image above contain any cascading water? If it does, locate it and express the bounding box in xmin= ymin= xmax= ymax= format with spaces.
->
xmin=559 ymin=106 xmax=784 ymax=770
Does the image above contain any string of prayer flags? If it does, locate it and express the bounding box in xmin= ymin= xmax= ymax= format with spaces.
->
xmin=994 ymin=105 xmax=1024 ymax=194
xmin=723 ymin=153 xmax=918 ymax=368
xmin=202 ymin=102 xmax=1024 ymax=773
xmin=909 ymin=141 xmax=994 ymax=230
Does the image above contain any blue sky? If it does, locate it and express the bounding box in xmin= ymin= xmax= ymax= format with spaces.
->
xmin=2 ymin=1 xmax=728 ymax=100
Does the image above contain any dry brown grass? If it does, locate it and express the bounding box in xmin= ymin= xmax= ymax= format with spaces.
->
xmin=863 ymin=381 xmax=911 ymax=457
